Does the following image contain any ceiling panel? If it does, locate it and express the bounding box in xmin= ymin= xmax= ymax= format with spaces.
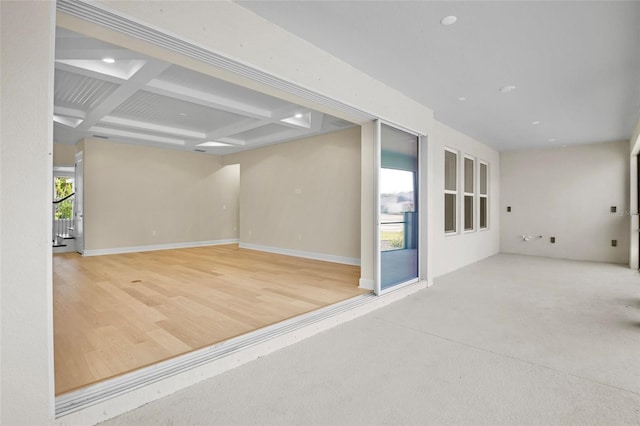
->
xmin=54 ymin=69 xmax=120 ymax=111
xmin=112 ymin=90 xmax=249 ymax=133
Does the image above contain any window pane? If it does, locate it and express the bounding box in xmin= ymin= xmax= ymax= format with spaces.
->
xmin=480 ymin=163 xmax=488 ymax=195
xmin=464 ymin=157 xmax=474 ymax=193
xmin=480 ymin=197 xmax=487 ymax=228
xmin=445 ymin=150 xmax=457 ymax=191
xmin=445 ymin=193 xmax=456 ymax=233
xmin=464 ymin=195 xmax=474 ymax=230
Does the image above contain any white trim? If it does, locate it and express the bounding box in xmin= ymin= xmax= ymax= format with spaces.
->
xmin=376 ymin=122 xmax=421 ymax=294
xmin=479 ymin=160 xmax=489 ymax=230
xmin=444 ymin=147 xmax=459 ymax=235
xmin=378 ymin=277 xmax=422 ymax=296
xmin=82 ymin=239 xmax=239 ymax=256
xmin=358 ymin=278 xmax=374 ymax=290
xmin=239 ymin=242 xmax=360 ymax=266
xmin=463 ymin=155 xmax=476 ymax=232
xmin=374 ymin=119 xmax=382 ymax=295
xmin=55 ymin=280 xmax=425 ymax=424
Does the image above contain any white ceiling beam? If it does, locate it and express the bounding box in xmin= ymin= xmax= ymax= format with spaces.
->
xmin=55 ymin=48 xmax=145 ymax=61
xmin=189 ymin=106 xmax=322 ymax=147
xmin=145 ymin=79 xmax=272 ymax=120
xmin=76 ymin=59 xmax=171 ymax=132
xmin=56 ymin=59 xmax=147 ymax=81
xmin=89 ymin=126 xmax=185 ymax=146
xmin=216 ymin=137 xmax=245 ymax=145
xmin=53 ymin=115 xmax=83 ymax=128
xmin=54 ymin=106 xmax=85 ymax=119
xmin=100 ymin=116 xmax=206 ymax=139
xmin=193 ymin=118 xmax=263 ymax=146
xmin=55 ymin=61 xmax=125 ymax=85
xmin=244 ymin=128 xmax=308 ymax=146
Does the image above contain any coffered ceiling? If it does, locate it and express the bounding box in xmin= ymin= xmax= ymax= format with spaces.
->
xmin=53 ymin=28 xmax=354 ymax=154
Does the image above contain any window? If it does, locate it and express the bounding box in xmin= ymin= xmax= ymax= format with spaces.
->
xmin=444 ymin=149 xmax=457 ymax=233
xmin=464 ymin=156 xmax=475 ymax=231
xmin=479 ymin=161 xmax=488 ymax=229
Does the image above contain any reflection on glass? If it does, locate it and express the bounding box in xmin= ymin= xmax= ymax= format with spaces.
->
xmin=464 ymin=195 xmax=473 ymax=231
xmin=445 ymin=193 xmax=456 ymax=233
xmin=480 ymin=197 xmax=487 ymax=228
xmin=480 ymin=163 xmax=488 ymax=195
xmin=445 ymin=150 xmax=457 ymax=191
xmin=464 ymin=157 xmax=474 ymax=193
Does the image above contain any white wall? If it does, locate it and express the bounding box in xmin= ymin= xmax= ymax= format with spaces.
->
xmin=0 ymin=1 xmax=56 ymax=424
xmin=83 ymin=139 xmax=239 ymax=252
xmin=501 ymin=141 xmax=630 ymax=264
xmin=53 ymin=143 xmax=78 ymax=165
xmin=224 ymin=127 xmax=361 ymax=262
xmin=427 ymin=121 xmax=501 ymax=279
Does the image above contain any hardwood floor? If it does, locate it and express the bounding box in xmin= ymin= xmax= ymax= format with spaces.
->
xmin=53 ymin=244 xmax=367 ymax=395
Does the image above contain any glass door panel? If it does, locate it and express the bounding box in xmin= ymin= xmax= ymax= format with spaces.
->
xmin=378 ymin=123 xmax=419 ymax=292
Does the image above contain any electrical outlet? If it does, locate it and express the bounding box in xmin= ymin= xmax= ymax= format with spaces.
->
xmin=507 ymin=206 xmax=512 ymax=212
xmin=612 ymin=239 xmax=617 ymax=247
xmin=611 ymin=206 xmax=617 ymax=213
xmin=550 ymin=237 xmax=555 ymax=243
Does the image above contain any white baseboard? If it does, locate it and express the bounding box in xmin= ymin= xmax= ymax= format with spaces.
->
xmin=239 ymin=242 xmax=360 ymax=266
xmin=83 ymin=239 xmax=239 ymax=256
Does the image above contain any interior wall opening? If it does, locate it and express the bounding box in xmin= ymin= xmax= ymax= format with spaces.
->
xmin=52 ymin=23 xmax=369 ymax=397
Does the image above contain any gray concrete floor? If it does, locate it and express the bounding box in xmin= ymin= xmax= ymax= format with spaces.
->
xmin=101 ymin=254 xmax=640 ymax=425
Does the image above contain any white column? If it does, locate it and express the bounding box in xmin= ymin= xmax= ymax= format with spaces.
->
xmin=1 ymin=1 xmax=56 ymax=424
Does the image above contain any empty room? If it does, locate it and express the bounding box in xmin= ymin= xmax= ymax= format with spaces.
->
xmin=2 ymin=1 xmax=639 ymax=425
xmin=51 ymin=27 xmax=370 ymax=396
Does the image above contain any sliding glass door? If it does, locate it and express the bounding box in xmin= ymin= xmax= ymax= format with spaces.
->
xmin=376 ymin=122 xmax=420 ymax=293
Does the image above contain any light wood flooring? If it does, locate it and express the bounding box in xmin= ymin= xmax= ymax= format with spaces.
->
xmin=53 ymin=244 xmax=367 ymax=395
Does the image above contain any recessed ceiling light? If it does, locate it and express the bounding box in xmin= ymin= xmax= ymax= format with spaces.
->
xmin=179 ymin=113 xmax=187 ymax=117
xmin=457 ymin=97 xmax=467 ymax=101
xmin=532 ymin=121 xmax=541 ymax=125
xmin=499 ymin=85 xmax=517 ymax=93
xmin=102 ymin=57 xmax=115 ymax=64
xmin=294 ymin=113 xmax=303 ymax=119
xmin=548 ymin=138 xmax=557 ymax=142
xmin=441 ymin=16 xmax=457 ymax=26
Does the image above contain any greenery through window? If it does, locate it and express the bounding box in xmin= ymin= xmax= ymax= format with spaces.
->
xmin=54 ymin=177 xmax=74 ymax=219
